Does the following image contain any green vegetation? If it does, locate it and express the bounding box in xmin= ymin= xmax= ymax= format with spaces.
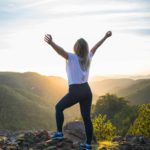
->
xmin=90 ymin=78 xmax=150 ymax=104
xmin=0 ymin=72 xmax=80 ymax=131
xmin=0 ymin=84 xmax=55 ymax=130
xmin=93 ymin=94 xmax=128 ymax=118
xmin=92 ymin=94 xmax=138 ymax=136
xmin=128 ymin=103 xmax=150 ymax=138
xmin=92 ymin=114 xmax=116 ymax=140
xmin=117 ymin=79 xmax=150 ymax=104
xmin=98 ymin=141 xmax=119 ymax=149
xmin=0 ymin=71 xmax=149 ymax=141
xmin=92 ymin=93 xmax=149 ymax=142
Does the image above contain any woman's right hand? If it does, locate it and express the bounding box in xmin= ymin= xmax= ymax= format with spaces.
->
xmin=44 ymin=34 xmax=53 ymax=44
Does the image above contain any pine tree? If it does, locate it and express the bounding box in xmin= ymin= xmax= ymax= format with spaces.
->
xmin=92 ymin=114 xmax=116 ymax=141
xmin=128 ymin=104 xmax=150 ymax=138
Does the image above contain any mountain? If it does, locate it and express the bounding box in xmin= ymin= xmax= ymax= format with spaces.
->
xmin=117 ymin=79 xmax=150 ymax=104
xmin=89 ymin=76 xmax=110 ymax=82
xmin=89 ymin=78 xmax=150 ymax=105
xmin=90 ymin=74 xmax=150 ymax=81
xmin=0 ymin=72 xmax=81 ymax=131
xmin=89 ymin=78 xmax=134 ymax=96
xmin=0 ymin=72 xmax=150 ymax=130
xmin=129 ymin=74 xmax=150 ymax=80
xmin=0 ymin=72 xmax=67 ymax=105
xmin=0 ymin=84 xmax=55 ymax=130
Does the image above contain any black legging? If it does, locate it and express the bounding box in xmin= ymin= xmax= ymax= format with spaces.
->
xmin=55 ymin=82 xmax=93 ymax=144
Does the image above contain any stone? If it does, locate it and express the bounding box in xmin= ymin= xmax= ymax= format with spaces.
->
xmin=112 ymin=136 xmax=123 ymax=142
xmin=125 ymin=134 xmax=148 ymax=144
xmin=63 ymin=120 xmax=97 ymax=145
xmin=0 ymin=128 xmax=150 ymax=150
xmin=0 ymin=129 xmax=81 ymax=150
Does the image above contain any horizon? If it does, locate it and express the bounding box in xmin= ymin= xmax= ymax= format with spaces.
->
xmin=0 ymin=70 xmax=150 ymax=81
xmin=0 ymin=0 xmax=150 ymax=78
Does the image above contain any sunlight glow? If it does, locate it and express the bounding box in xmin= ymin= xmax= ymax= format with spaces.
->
xmin=0 ymin=0 xmax=150 ymax=77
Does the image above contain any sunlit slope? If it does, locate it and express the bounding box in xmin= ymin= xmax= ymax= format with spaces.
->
xmin=0 ymin=72 xmax=80 ymax=130
xmin=0 ymin=84 xmax=55 ymax=130
xmin=117 ymin=79 xmax=150 ymax=104
xmin=0 ymin=72 xmax=67 ymax=105
xmin=90 ymin=78 xmax=150 ymax=104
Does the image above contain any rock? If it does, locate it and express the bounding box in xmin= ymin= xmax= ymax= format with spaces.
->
xmin=119 ymin=141 xmax=150 ymax=150
xmin=0 ymin=129 xmax=81 ymax=150
xmin=112 ymin=136 xmax=123 ymax=142
xmin=119 ymin=134 xmax=150 ymax=150
xmin=125 ymin=134 xmax=148 ymax=144
xmin=1 ymin=129 xmax=150 ymax=150
xmin=100 ymin=147 xmax=107 ymax=150
xmin=63 ymin=121 xmax=97 ymax=145
xmin=119 ymin=142 xmax=133 ymax=150
xmin=0 ymin=130 xmax=11 ymax=137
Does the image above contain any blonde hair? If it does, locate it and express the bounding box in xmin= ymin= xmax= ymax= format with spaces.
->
xmin=74 ymin=38 xmax=90 ymax=71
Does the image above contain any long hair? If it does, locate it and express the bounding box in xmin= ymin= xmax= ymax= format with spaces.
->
xmin=74 ymin=38 xmax=90 ymax=71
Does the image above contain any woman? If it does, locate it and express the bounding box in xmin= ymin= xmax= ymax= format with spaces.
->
xmin=44 ymin=31 xmax=112 ymax=150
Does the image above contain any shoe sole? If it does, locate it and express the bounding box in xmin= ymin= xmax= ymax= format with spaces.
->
xmin=80 ymin=148 xmax=92 ymax=150
xmin=51 ymin=137 xmax=64 ymax=140
xmin=80 ymin=146 xmax=92 ymax=150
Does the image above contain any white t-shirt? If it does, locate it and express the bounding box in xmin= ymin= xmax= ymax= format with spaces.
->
xmin=66 ymin=51 xmax=93 ymax=85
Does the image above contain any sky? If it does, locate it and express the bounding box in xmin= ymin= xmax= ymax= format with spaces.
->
xmin=0 ymin=0 xmax=150 ymax=78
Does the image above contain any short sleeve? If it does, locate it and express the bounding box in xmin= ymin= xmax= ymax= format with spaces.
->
xmin=89 ymin=51 xmax=94 ymax=59
xmin=67 ymin=52 xmax=76 ymax=62
xmin=68 ymin=53 xmax=74 ymax=59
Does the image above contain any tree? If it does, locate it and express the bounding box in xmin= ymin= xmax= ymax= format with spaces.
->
xmin=92 ymin=114 xmax=116 ymax=141
xmin=92 ymin=93 xmax=138 ymax=136
xmin=93 ymin=93 xmax=128 ymax=119
xmin=128 ymin=104 xmax=150 ymax=138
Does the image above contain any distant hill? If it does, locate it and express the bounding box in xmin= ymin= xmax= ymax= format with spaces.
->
xmin=0 ymin=72 xmax=67 ymax=105
xmin=117 ymin=79 xmax=150 ymax=104
xmin=89 ymin=78 xmax=134 ymax=96
xmin=0 ymin=72 xmax=80 ymax=131
xmin=89 ymin=78 xmax=150 ymax=105
xmin=90 ymin=74 xmax=150 ymax=81
xmin=0 ymin=72 xmax=150 ymax=130
xmin=89 ymin=76 xmax=110 ymax=82
xmin=0 ymin=84 xmax=55 ymax=130
xmin=129 ymin=74 xmax=150 ymax=80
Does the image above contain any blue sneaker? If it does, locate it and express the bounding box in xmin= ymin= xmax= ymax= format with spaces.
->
xmin=80 ymin=143 xmax=92 ymax=150
xmin=51 ymin=132 xmax=64 ymax=140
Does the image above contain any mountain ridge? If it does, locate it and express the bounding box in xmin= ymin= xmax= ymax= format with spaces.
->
xmin=0 ymin=71 xmax=150 ymax=130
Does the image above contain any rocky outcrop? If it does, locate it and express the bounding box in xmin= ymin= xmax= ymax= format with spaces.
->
xmin=0 ymin=127 xmax=150 ymax=150
xmin=111 ymin=134 xmax=150 ymax=150
xmin=0 ymin=129 xmax=80 ymax=150
xmin=118 ymin=141 xmax=150 ymax=150
xmin=0 ymin=121 xmax=97 ymax=150
xmin=63 ymin=121 xmax=97 ymax=145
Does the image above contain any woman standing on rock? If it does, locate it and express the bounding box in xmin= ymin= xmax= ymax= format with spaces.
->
xmin=44 ymin=31 xmax=112 ymax=150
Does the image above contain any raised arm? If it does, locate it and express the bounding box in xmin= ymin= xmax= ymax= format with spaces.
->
xmin=90 ymin=31 xmax=112 ymax=55
xmin=44 ymin=34 xmax=68 ymax=60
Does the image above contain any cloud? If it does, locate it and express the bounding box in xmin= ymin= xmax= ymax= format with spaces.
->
xmin=0 ymin=0 xmax=150 ymax=37
xmin=0 ymin=0 xmax=149 ymax=75
xmin=1 ymin=0 xmax=149 ymax=20
xmin=126 ymin=28 xmax=150 ymax=37
xmin=0 ymin=41 xmax=11 ymax=50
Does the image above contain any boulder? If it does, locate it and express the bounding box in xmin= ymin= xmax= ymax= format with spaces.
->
xmin=0 ymin=130 xmax=80 ymax=150
xmin=125 ymin=134 xmax=148 ymax=144
xmin=1 ymin=129 xmax=150 ymax=150
xmin=0 ymin=130 xmax=11 ymax=137
xmin=112 ymin=136 xmax=123 ymax=142
xmin=119 ymin=134 xmax=150 ymax=150
xmin=63 ymin=121 xmax=97 ymax=145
